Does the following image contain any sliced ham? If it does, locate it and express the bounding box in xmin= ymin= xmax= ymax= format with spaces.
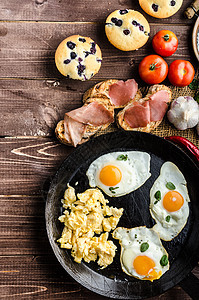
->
xmin=149 ymin=90 xmax=170 ymax=122
xmin=109 ymin=79 xmax=138 ymax=106
xmin=124 ymin=101 xmax=150 ymax=128
xmin=149 ymin=100 xmax=169 ymax=122
xmin=149 ymin=90 xmax=170 ymax=103
xmin=123 ymin=90 xmax=170 ymax=128
xmin=63 ymin=115 xmax=72 ymax=144
xmin=64 ymin=102 xmax=114 ymax=146
xmin=66 ymin=102 xmax=114 ymax=126
xmin=65 ymin=115 xmax=86 ymax=147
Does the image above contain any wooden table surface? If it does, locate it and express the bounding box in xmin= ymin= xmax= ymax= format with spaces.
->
xmin=0 ymin=1 xmax=199 ymax=299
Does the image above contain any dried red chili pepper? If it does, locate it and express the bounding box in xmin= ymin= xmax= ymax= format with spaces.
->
xmin=164 ymin=136 xmax=199 ymax=164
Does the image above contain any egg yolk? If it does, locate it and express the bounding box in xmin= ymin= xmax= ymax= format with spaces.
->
xmin=99 ymin=165 xmax=122 ymax=186
xmin=133 ymin=255 xmax=155 ymax=276
xmin=163 ymin=191 xmax=184 ymax=212
xmin=133 ymin=255 xmax=161 ymax=281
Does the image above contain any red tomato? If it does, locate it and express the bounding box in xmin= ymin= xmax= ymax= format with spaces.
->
xmin=152 ymin=30 xmax=178 ymax=57
xmin=168 ymin=60 xmax=195 ymax=87
xmin=139 ymin=55 xmax=168 ymax=85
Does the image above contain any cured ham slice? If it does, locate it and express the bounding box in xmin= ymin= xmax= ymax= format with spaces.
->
xmin=123 ymin=90 xmax=170 ymax=128
xmin=63 ymin=115 xmax=72 ymax=144
xmin=66 ymin=102 xmax=114 ymax=126
xmin=149 ymin=90 xmax=170 ymax=103
xmin=149 ymin=90 xmax=170 ymax=122
xmin=124 ymin=102 xmax=150 ymax=128
xmin=64 ymin=115 xmax=86 ymax=147
xmin=109 ymin=79 xmax=138 ymax=106
xmin=64 ymin=102 xmax=114 ymax=146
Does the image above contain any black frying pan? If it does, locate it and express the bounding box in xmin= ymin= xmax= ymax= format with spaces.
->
xmin=45 ymin=131 xmax=199 ymax=299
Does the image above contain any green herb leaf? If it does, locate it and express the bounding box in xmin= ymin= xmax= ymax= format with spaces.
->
xmin=135 ymin=234 xmax=137 ymax=238
xmin=166 ymin=182 xmax=176 ymax=190
xmin=160 ymin=255 xmax=168 ymax=266
xmin=189 ymin=79 xmax=199 ymax=90
xmin=154 ymin=190 xmax=161 ymax=201
xmin=166 ymin=216 xmax=171 ymax=222
xmin=140 ymin=242 xmax=149 ymax=252
xmin=117 ymin=154 xmax=128 ymax=161
xmin=109 ymin=187 xmax=119 ymax=194
xmin=195 ymin=92 xmax=199 ymax=104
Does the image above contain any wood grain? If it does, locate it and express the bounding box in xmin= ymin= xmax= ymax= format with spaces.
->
xmin=0 ymin=0 xmax=199 ymax=298
xmin=0 ymin=137 xmax=72 ymax=194
xmin=0 ymin=254 xmax=196 ymax=299
xmin=0 ymin=78 xmax=198 ymax=146
xmin=0 ymin=22 xmax=197 ymax=80
xmin=0 ymin=79 xmax=83 ymax=136
xmin=0 ymin=0 xmax=193 ymax=23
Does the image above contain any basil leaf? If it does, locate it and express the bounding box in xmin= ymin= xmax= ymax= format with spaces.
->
xmin=154 ymin=190 xmax=161 ymax=201
xmin=189 ymin=79 xmax=199 ymax=90
xmin=109 ymin=187 xmax=119 ymax=194
xmin=140 ymin=242 xmax=149 ymax=252
xmin=166 ymin=182 xmax=176 ymax=190
xmin=166 ymin=216 xmax=171 ymax=222
xmin=195 ymin=92 xmax=199 ymax=104
xmin=109 ymin=187 xmax=119 ymax=191
xmin=117 ymin=154 xmax=128 ymax=161
xmin=160 ymin=255 xmax=168 ymax=266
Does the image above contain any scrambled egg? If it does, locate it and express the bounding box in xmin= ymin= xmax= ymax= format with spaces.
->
xmin=57 ymin=185 xmax=123 ymax=268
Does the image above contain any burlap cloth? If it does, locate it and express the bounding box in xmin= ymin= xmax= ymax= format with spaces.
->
xmin=95 ymin=72 xmax=199 ymax=149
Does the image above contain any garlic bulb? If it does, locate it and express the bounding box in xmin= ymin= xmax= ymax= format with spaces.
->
xmin=167 ymin=96 xmax=199 ymax=130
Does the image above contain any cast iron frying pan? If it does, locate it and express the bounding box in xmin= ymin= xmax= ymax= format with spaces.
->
xmin=46 ymin=131 xmax=199 ymax=299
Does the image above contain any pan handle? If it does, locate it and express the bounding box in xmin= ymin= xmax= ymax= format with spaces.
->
xmin=179 ymin=272 xmax=199 ymax=300
xmin=164 ymin=136 xmax=199 ymax=165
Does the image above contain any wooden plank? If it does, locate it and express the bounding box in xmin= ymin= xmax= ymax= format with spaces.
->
xmin=0 ymin=129 xmax=198 ymax=194
xmin=0 ymin=0 xmax=194 ymax=23
xmin=0 ymin=22 xmax=197 ymax=80
xmin=0 ymin=255 xmax=82 ymax=299
xmin=0 ymin=78 xmax=199 ymax=143
xmin=0 ymin=79 xmax=85 ymax=136
xmin=0 ymin=197 xmax=44 ymax=219
xmin=0 ymin=255 xmax=197 ymax=299
xmin=0 ymin=197 xmax=50 ymax=255
xmin=0 ymin=137 xmax=71 ymax=195
xmin=0 ymin=78 xmax=99 ymax=136
xmin=0 ymin=1 xmax=198 ymax=299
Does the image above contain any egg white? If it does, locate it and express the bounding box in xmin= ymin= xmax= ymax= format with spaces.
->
xmin=112 ymin=226 xmax=169 ymax=280
xmin=150 ymin=161 xmax=190 ymax=241
xmin=86 ymin=151 xmax=151 ymax=197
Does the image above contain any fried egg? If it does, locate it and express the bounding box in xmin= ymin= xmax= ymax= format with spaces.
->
xmin=86 ymin=151 xmax=151 ymax=197
xmin=150 ymin=161 xmax=190 ymax=241
xmin=113 ymin=226 xmax=169 ymax=281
